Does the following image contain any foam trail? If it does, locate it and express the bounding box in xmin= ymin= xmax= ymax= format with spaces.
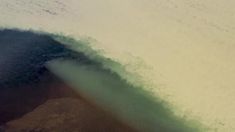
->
xmin=46 ymin=35 xmax=203 ymax=132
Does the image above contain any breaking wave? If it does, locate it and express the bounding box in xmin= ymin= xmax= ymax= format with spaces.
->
xmin=0 ymin=28 xmax=204 ymax=132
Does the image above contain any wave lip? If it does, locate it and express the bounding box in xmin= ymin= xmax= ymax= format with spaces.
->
xmin=49 ymin=33 xmax=204 ymax=132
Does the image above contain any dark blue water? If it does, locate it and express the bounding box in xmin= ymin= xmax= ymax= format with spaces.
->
xmin=0 ymin=29 xmax=70 ymax=87
xmin=0 ymin=29 xmax=82 ymax=124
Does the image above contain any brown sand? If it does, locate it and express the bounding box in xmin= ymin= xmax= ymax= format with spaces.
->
xmin=0 ymin=71 xmax=136 ymax=132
